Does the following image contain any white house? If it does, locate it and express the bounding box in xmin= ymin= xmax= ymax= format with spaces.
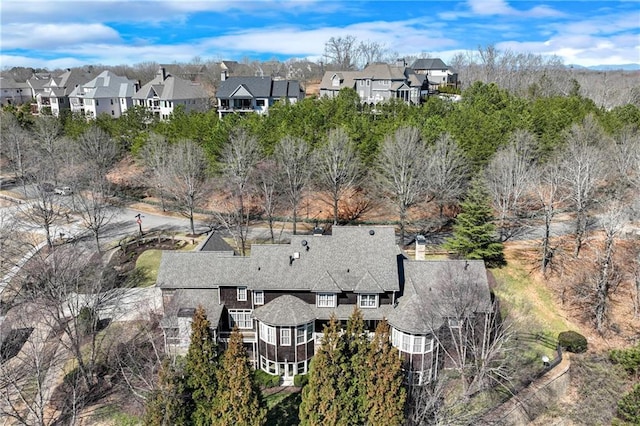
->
xmin=68 ymin=70 xmax=138 ymax=119
xmin=132 ymin=67 xmax=209 ymax=120
xmin=35 ymin=68 xmax=99 ymax=116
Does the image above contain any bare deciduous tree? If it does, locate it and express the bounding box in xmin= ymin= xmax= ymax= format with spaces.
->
xmin=220 ymin=129 xmax=261 ymax=255
xmin=140 ymin=133 xmax=171 ymax=212
xmin=32 ymin=115 xmax=64 ymax=186
xmin=0 ymin=112 xmax=35 ymax=195
xmin=559 ymin=115 xmax=610 ymax=257
xmin=377 ymin=126 xmax=429 ymax=244
xmin=427 ymin=133 xmax=469 ymax=220
xmin=255 ymin=159 xmax=283 ymax=243
xmin=74 ymin=185 xmax=119 ymax=253
xmin=273 ymin=136 xmax=313 ymax=235
xmin=324 ymin=36 xmax=358 ymax=70
xmin=484 ymin=129 xmax=537 ymax=241
xmin=74 ymin=126 xmax=120 ymax=196
xmin=162 ymin=139 xmax=209 ymax=236
xmin=314 ymin=128 xmax=361 ymax=225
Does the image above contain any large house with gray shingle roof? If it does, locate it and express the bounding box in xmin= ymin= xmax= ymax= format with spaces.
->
xmin=133 ymin=67 xmax=209 ymax=120
xmin=35 ymin=68 xmax=100 ymax=116
xmin=216 ymin=75 xmax=305 ymax=118
xmin=157 ymin=226 xmax=493 ymax=385
xmin=68 ymin=70 xmax=138 ymax=119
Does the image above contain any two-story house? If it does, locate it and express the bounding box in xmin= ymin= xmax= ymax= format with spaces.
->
xmin=157 ymin=226 xmax=493 ymax=386
xmin=35 ymin=68 xmax=99 ymax=116
xmin=411 ymin=58 xmax=459 ymax=92
xmin=68 ymin=70 xmax=138 ymax=119
xmin=216 ymin=75 xmax=305 ymax=118
xmin=0 ymin=77 xmax=30 ymax=107
xmin=319 ymin=60 xmax=428 ymax=106
xmin=132 ymin=67 xmax=209 ymax=120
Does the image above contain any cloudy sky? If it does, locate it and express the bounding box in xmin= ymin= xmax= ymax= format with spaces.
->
xmin=1 ymin=0 xmax=639 ymax=70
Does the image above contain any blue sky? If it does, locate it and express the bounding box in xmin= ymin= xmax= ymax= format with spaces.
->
xmin=1 ymin=0 xmax=639 ymax=70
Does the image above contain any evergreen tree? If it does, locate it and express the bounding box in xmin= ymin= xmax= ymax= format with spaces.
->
xmin=212 ymin=327 xmax=266 ymax=426
xmin=340 ymin=307 xmax=369 ymax=425
xmin=299 ymin=315 xmax=345 ymax=425
xmin=185 ymin=305 xmax=219 ymax=426
xmin=444 ymin=179 xmax=505 ymax=267
xmin=365 ymin=320 xmax=406 ymax=426
xmin=143 ymin=358 xmax=191 ymax=426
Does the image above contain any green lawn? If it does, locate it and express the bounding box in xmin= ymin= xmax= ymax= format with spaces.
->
xmin=128 ymin=249 xmax=163 ymax=288
xmin=265 ymin=391 xmax=301 ymax=426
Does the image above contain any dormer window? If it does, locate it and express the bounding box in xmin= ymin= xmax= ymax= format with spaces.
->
xmin=237 ymin=287 xmax=247 ymax=301
xmin=316 ymin=293 xmax=336 ymax=308
xmin=358 ymin=294 xmax=378 ymax=308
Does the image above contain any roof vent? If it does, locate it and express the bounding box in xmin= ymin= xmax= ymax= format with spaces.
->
xmin=369 ymin=230 xmax=375 ymax=235
xmin=301 ymin=240 xmax=308 ymax=247
xmin=293 ymin=252 xmax=300 ymax=259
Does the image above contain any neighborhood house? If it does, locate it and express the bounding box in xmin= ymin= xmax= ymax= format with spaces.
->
xmin=157 ymin=226 xmax=493 ymax=385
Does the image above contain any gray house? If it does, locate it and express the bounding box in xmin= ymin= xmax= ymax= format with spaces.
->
xmin=157 ymin=226 xmax=493 ymax=386
xmin=411 ymin=58 xmax=459 ymax=91
xmin=319 ymin=60 xmax=429 ymax=106
xmin=215 ymin=76 xmax=305 ymax=118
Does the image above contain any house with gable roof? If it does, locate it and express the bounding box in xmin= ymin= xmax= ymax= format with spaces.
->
xmin=157 ymin=226 xmax=493 ymax=385
xmin=411 ymin=58 xmax=459 ymax=91
xmin=132 ymin=67 xmax=209 ymax=120
xmin=0 ymin=77 xmax=30 ymax=107
xmin=68 ymin=70 xmax=138 ymax=119
xmin=215 ymin=75 xmax=305 ymax=118
xmin=35 ymin=68 xmax=99 ymax=116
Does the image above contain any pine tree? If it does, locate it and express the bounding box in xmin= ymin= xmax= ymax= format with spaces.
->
xmin=339 ymin=307 xmax=370 ymax=425
xmin=299 ymin=314 xmax=345 ymax=425
xmin=143 ymin=358 xmax=191 ymax=426
xmin=185 ymin=305 xmax=219 ymax=426
xmin=212 ymin=327 xmax=266 ymax=426
xmin=365 ymin=320 xmax=406 ymax=426
xmin=444 ymin=179 xmax=505 ymax=267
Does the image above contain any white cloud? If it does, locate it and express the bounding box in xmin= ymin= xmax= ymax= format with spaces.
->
xmin=1 ymin=23 xmax=120 ymax=50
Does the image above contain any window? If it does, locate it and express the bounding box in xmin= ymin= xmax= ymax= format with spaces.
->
xmin=280 ymin=328 xmax=291 ymax=346
xmin=229 ymin=310 xmax=252 ymax=329
xmin=260 ymin=322 xmax=275 ymax=344
xmin=110 ymin=99 xmax=114 ymax=105
xmin=358 ymin=294 xmax=378 ymax=308
xmin=316 ymin=293 xmax=336 ymax=308
xmin=401 ymin=333 xmax=411 ymax=352
xmin=237 ymin=287 xmax=247 ymax=301
xmin=254 ymin=291 xmax=264 ymax=305
xmin=392 ymin=328 xmax=433 ymax=354
xmin=96 ymin=100 xmax=99 ymax=106
xmin=256 ymin=99 xmax=265 ymax=106
xmin=412 ymin=336 xmax=424 ymax=353
xmin=111 ymin=110 xmax=114 ymax=116
xmin=448 ymin=318 xmax=461 ymax=328
xmin=297 ymin=322 xmax=313 ymax=344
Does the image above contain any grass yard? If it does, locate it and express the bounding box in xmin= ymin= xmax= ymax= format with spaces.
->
xmin=265 ymin=390 xmax=302 ymax=426
xmin=131 ymin=249 xmax=162 ymax=288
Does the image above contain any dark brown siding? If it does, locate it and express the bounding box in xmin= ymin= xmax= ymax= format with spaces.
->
xmin=264 ymin=290 xmax=315 ymax=305
xmin=220 ymin=286 xmax=252 ymax=309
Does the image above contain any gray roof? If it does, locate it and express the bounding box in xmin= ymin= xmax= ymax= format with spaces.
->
xmin=157 ymin=226 xmax=401 ymax=292
xmin=355 ymin=63 xmax=407 ymax=80
xmin=41 ymin=68 xmax=100 ymax=97
xmin=216 ymin=76 xmax=303 ymax=100
xmin=319 ymin=71 xmax=359 ymax=91
xmin=160 ymin=288 xmax=224 ymax=328
xmin=0 ymin=78 xmax=30 ymax=90
xmin=197 ymin=232 xmax=235 ymax=253
xmin=253 ymin=295 xmax=316 ymax=326
xmin=68 ymin=70 xmax=137 ymax=99
xmin=133 ymin=68 xmax=208 ymax=101
xmin=411 ymin=58 xmax=450 ymax=71
xmin=387 ymin=260 xmax=492 ymax=334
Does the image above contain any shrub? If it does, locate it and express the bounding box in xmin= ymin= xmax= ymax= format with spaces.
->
xmin=617 ymin=383 xmax=640 ymax=424
xmin=253 ymin=369 xmax=280 ymax=388
xmin=558 ymin=331 xmax=587 ymax=353
xmin=610 ymin=343 xmax=640 ymax=377
xmin=293 ymin=374 xmax=308 ymax=387
xmin=77 ymin=306 xmax=96 ymax=336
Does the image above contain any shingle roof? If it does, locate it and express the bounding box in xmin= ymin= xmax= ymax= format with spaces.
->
xmin=157 ymin=226 xmax=401 ymax=292
xmin=68 ymin=70 xmax=137 ymax=99
xmin=160 ymin=288 xmax=224 ymax=328
xmin=216 ymin=76 xmax=302 ymax=100
xmin=253 ymin=295 xmax=316 ymax=326
xmin=319 ymin=71 xmax=359 ymax=91
xmin=133 ymin=68 xmax=208 ymax=101
xmin=411 ymin=58 xmax=450 ymax=71
xmin=387 ymin=260 xmax=492 ymax=334
xmin=197 ymin=232 xmax=235 ymax=253
xmin=355 ymin=63 xmax=407 ymax=80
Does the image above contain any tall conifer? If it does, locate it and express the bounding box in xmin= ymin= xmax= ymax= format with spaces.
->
xmin=212 ymin=327 xmax=266 ymax=425
xmin=185 ymin=305 xmax=219 ymax=426
xmin=444 ymin=179 xmax=505 ymax=267
xmin=340 ymin=307 xmax=369 ymax=425
xmin=365 ymin=320 xmax=406 ymax=425
xmin=299 ymin=315 xmax=344 ymax=425
xmin=143 ymin=358 xmax=191 ymax=426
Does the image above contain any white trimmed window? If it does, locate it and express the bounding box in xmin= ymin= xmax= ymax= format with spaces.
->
xmin=448 ymin=318 xmax=461 ymax=328
xmin=316 ymin=293 xmax=336 ymax=308
xmin=254 ymin=291 xmax=264 ymax=305
xmin=237 ymin=287 xmax=247 ymax=301
xmin=260 ymin=322 xmax=276 ymax=344
xmin=229 ymin=310 xmax=252 ymax=329
xmin=280 ymin=328 xmax=291 ymax=346
xmin=358 ymin=294 xmax=378 ymax=308
xmin=296 ymin=322 xmax=314 ymax=344
xmin=392 ymin=328 xmax=434 ymax=354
